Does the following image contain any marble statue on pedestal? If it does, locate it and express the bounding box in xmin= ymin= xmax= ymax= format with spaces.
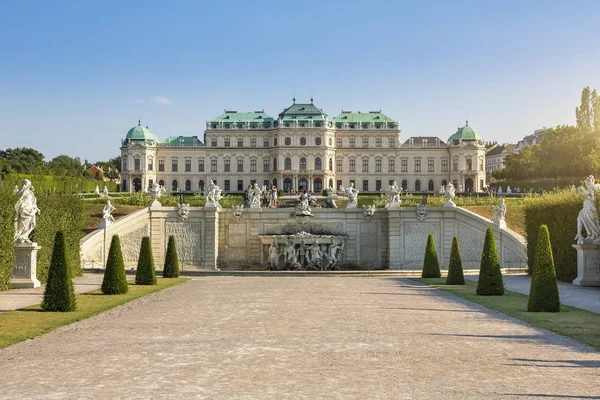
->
xmin=345 ymin=182 xmax=359 ymax=208
xmin=386 ymin=180 xmax=401 ymax=207
xmin=149 ymin=182 xmax=165 ymax=206
xmin=101 ymin=200 xmax=116 ymax=228
xmin=268 ymin=241 xmax=279 ymax=269
xmin=575 ymin=175 xmax=600 ymax=244
xmin=205 ymin=180 xmax=222 ymax=207
xmin=14 ymin=179 xmax=40 ymax=244
xmin=250 ymin=183 xmax=261 ymax=208
xmin=94 ymin=185 xmax=100 ymax=196
xmin=492 ymin=198 xmax=507 ymax=228
xmin=443 ymin=182 xmax=456 ymax=208
xmin=103 ymin=185 xmax=109 ymax=199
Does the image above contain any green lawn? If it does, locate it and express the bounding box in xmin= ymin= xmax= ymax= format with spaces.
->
xmin=0 ymin=278 xmax=188 ymax=349
xmin=412 ymin=278 xmax=600 ymax=350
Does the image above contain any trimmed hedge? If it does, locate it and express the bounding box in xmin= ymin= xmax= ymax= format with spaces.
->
xmin=446 ymin=236 xmax=465 ymax=285
xmin=0 ymin=184 xmax=15 ymax=291
xmin=135 ymin=236 xmax=156 ymax=285
xmin=101 ymin=235 xmax=128 ymax=294
xmin=477 ymin=227 xmax=505 ymax=296
xmin=421 ymin=233 xmax=441 ymax=278
xmin=163 ymin=235 xmax=180 ymax=278
xmin=528 ymin=225 xmax=560 ymax=312
xmin=523 ymin=189 xmax=581 ymax=282
xmin=42 ymin=231 xmax=77 ymax=312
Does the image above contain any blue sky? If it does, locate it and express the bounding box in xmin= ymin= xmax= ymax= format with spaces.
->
xmin=1 ymin=0 xmax=599 ymax=162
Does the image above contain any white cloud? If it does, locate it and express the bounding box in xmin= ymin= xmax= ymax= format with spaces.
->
xmin=150 ymin=96 xmax=173 ymax=105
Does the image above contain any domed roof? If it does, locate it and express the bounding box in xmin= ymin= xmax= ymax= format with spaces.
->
xmin=448 ymin=121 xmax=481 ymax=142
xmin=125 ymin=120 xmax=159 ymax=143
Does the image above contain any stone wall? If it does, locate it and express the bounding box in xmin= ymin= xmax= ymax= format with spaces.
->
xmin=81 ymin=205 xmax=526 ymax=270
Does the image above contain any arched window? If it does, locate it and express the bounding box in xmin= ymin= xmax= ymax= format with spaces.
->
xmin=329 ymin=137 xmax=332 ymax=146
xmin=199 ymin=180 xmax=205 ymax=192
xmin=172 ymin=180 xmax=178 ymax=192
xmin=300 ymin=137 xmax=306 ymax=145
xmin=273 ymin=158 xmax=277 ymax=171
xmin=315 ymin=157 xmax=322 ymax=171
xmin=315 ymin=137 xmax=322 ymax=145
xmin=159 ymin=180 xmax=165 ymax=187
xmin=300 ymin=157 xmax=307 ymax=170
xmin=285 ymin=137 xmax=291 ymax=145
xmin=283 ymin=178 xmax=292 ymax=192
xmin=185 ymin=180 xmax=191 ymax=191
xmin=329 ymin=178 xmax=333 ymax=189
xmin=442 ymin=180 xmax=447 ymax=187
xmin=428 ymin=180 xmax=434 ymax=191
xmin=415 ymin=180 xmax=421 ymax=192
xmin=401 ymin=180 xmax=408 ymax=190
xmin=284 ymin=157 xmax=291 ymax=170
xmin=314 ymin=178 xmax=323 ymax=192
xmin=329 ymin=158 xmax=333 ymax=171
xmin=274 ymin=138 xmax=278 ymax=146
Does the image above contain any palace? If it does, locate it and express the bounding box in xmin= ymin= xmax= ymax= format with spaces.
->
xmin=120 ymin=100 xmax=486 ymax=194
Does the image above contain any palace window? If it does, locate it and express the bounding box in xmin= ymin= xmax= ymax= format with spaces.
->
xmin=237 ymin=138 xmax=243 ymax=147
xmin=224 ymin=180 xmax=230 ymax=191
xmin=211 ymin=138 xmax=217 ymax=147
xmin=401 ymin=159 xmax=408 ymax=172
xmin=224 ymin=160 xmax=230 ymax=172
xmin=479 ymin=159 xmax=484 ymax=172
xmin=376 ymin=180 xmax=382 ymax=191
xmin=273 ymin=158 xmax=277 ymax=171
xmin=363 ymin=159 xmax=369 ymax=172
xmin=428 ymin=159 xmax=434 ymax=172
xmin=264 ymin=180 xmax=270 ymax=188
xmin=263 ymin=138 xmax=269 ymax=147
xmin=172 ymin=180 xmax=178 ymax=192
xmin=274 ymin=138 xmax=278 ymax=146
xmin=300 ymin=157 xmax=307 ymax=171
xmin=185 ymin=180 xmax=191 ymax=191
xmin=251 ymin=138 xmax=256 ymax=147
xmin=350 ymin=138 xmax=355 ymax=147
xmin=147 ymin=160 xmax=153 ymax=171
xmin=441 ymin=159 xmax=448 ymax=172
xmin=284 ymin=158 xmax=291 ymax=170
xmin=376 ymin=138 xmax=382 ymax=147
xmin=199 ymin=160 xmax=205 ymax=172
xmin=224 ymin=138 xmax=230 ymax=147
xmin=315 ymin=157 xmax=322 ymax=171
xmin=122 ymin=159 xmax=127 ymax=171
xmin=134 ymin=159 xmax=140 ymax=171
xmin=336 ymin=138 xmax=342 ymax=147
xmin=329 ymin=138 xmax=332 ymax=146
xmin=389 ymin=159 xmax=395 ymax=173
xmin=315 ymin=137 xmax=321 ymax=145
xmin=415 ymin=180 xmax=421 ymax=191
xmin=363 ymin=180 xmax=369 ymax=191
xmin=158 ymin=160 xmax=164 ymax=172
xmin=250 ymin=159 xmax=256 ymax=172
xmin=466 ymin=159 xmax=473 ymax=170
xmin=285 ymin=137 xmax=291 ymax=145
xmin=337 ymin=180 xmax=342 ymax=190
xmin=350 ymin=159 xmax=356 ymax=172
xmin=389 ymin=138 xmax=395 ymax=147
xmin=453 ymin=159 xmax=458 ymax=171
xmin=211 ymin=159 xmax=217 ymax=172
xmin=199 ymin=180 xmax=204 ymax=191
xmin=336 ymin=159 xmax=342 ymax=172
xmin=238 ymin=180 xmax=243 ymax=191
xmin=329 ymin=158 xmax=333 ymax=171
xmin=414 ymin=159 xmax=421 ymax=172
xmin=172 ymin=160 xmax=178 ymax=172
xmin=300 ymin=137 xmax=306 ymax=145
xmin=185 ymin=159 xmax=191 ymax=172
xmin=376 ymin=159 xmax=382 ymax=172
xmin=428 ymin=180 xmax=434 ymax=191
xmin=401 ymin=180 xmax=408 ymax=190
xmin=362 ymin=138 xmax=368 ymax=147
xmin=237 ymin=159 xmax=244 ymax=172
xmin=263 ymin=159 xmax=270 ymax=172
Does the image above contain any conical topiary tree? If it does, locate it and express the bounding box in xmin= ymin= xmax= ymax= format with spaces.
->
xmin=421 ymin=233 xmax=441 ymax=278
xmin=528 ymin=225 xmax=560 ymax=312
xmin=42 ymin=231 xmax=77 ymax=311
xmin=163 ymin=235 xmax=180 ymax=278
xmin=101 ymin=235 xmax=128 ymax=294
xmin=135 ymin=236 xmax=157 ymax=285
xmin=477 ymin=227 xmax=505 ymax=295
xmin=446 ymin=236 xmax=465 ymax=285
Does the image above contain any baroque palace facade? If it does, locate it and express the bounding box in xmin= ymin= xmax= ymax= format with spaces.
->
xmin=120 ymin=100 xmax=486 ymax=195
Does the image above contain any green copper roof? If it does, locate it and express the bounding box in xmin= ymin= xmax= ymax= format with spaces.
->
xmin=125 ymin=121 xmax=159 ymax=143
xmin=333 ymin=111 xmax=394 ymax=123
xmin=448 ymin=121 xmax=481 ymax=142
xmin=209 ymin=111 xmax=274 ymax=129
xmin=278 ymin=102 xmax=327 ymax=121
xmin=161 ymin=136 xmax=202 ymax=146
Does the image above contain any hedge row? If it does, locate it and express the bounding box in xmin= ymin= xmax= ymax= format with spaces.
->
xmin=523 ymin=189 xmax=581 ymax=282
xmin=0 ymin=182 xmax=86 ymax=290
xmin=1 ymin=174 xmax=116 ymax=193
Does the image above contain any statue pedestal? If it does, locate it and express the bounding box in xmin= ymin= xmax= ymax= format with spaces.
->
xmin=572 ymin=244 xmax=600 ymax=287
xmin=11 ymin=243 xmax=41 ymax=289
xmin=347 ymin=202 xmax=357 ymax=209
xmin=388 ymin=202 xmax=401 ymax=209
xmin=492 ymin=219 xmax=507 ymax=229
xmin=443 ymin=200 xmax=456 ymax=208
xmin=205 ymin=202 xmax=220 ymax=209
xmin=99 ymin=219 xmax=112 ymax=229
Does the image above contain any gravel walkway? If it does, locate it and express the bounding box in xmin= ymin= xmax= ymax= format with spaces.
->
xmin=0 ymin=277 xmax=598 ymax=399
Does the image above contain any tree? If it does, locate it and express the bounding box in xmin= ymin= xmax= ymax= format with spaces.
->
xmin=101 ymin=235 xmax=128 ymax=294
xmin=421 ymin=233 xmax=441 ymax=278
xmin=528 ymin=225 xmax=560 ymax=312
xmin=42 ymin=231 xmax=77 ymax=311
xmin=576 ymin=86 xmax=600 ymax=133
xmin=135 ymin=236 xmax=156 ymax=285
xmin=0 ymin=147 xmax=45 ymax=174
xmin=46 ymin=155 xmax=85 ymax=177
xmin=446 ymin=237 xmax=465 ymax=285
xmin=163 ymin=235 xmax=180 ymax=278
xmin=476 ymin=227 xmax=505 ymax=296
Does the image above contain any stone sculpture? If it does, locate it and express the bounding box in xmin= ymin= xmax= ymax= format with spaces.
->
xmin=269 ymin=235 xmax=345 ymax=270
xmin=386 ymin=180 xmax=401 ymax=207
xmin=439 ymin=185 xmax=446 ymax=195
xmin=492 ymin=198 xmax=507 ymax=228
xmin=506 ymin=186 xmax=512 ymax=195
xmin=149 ymin=182 xmax=165 ymax=206
xmin=94 ymin=185 xmax=100 ymax=196
xmin=205 ymin=180 xmax=222 ymax=207
xmin=250 ymin=183 xmax=261 ymax=208
xmin=177 ymin=202 xmax=190 ymax=221
xmin=346 ymin=182 xmax=359 ymax=208
xmin=363 ymin=205 xmax=376 ymax=221
xmin=295 ymin=199 xmax=314 ymax=217
xmin=100 ymin=200 xmax=116 ymax=228
xmin=497 ymin=186 xmax=503 ymax=196
xmin=268 ymin=241 xmax=279 ymax=269
xmin=232 ymin=205 xmax=244 ymax=221
xmin=14 ymin=179 xmax=40 ymax=243
xmin=574 ymin=175 xmax=600 ymax=244
xmin=443 ymin=182 xmax=456 ymax=208
xmin=102 ymin=185 xmax=109 ymax=199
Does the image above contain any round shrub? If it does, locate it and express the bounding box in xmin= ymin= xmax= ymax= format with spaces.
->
xmin=163 ymin=235 xmax=180 ymax=278
xmin=101 ymin=235 xmax=128 ymax=294
xmin=42 ymin=231 xmax=77 ymax=311
xmin=476 ymin=227 xmax=505 ymax=295
xmin=446 ymin=236 xmax=465 ymax=285
xmin=135 ymin=236 xmax=156 ymax=285
xmin=528 ymin=225 xmax=560 ymax=312
xmin=421 ymin=233 xmax=441 ymax=278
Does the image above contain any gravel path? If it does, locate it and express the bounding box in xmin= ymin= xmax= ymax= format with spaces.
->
xmin=0 ymin=277 xmax=598 ymax=399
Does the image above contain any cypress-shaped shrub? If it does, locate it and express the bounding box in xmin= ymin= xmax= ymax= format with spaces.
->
xmin=135 ymin=236 xmax=156 ymax=285
xmin=528 ymin=225 xmax=560 ymax=312
xmin=42 ymin=231 xmax=77 ymax=311
xmin=101 ymin=235 xmax=128 ymax=294
xmin=421 ymin=233 xmax=441 ymax=278
xmin=163 ymin=235 xmax=180 ymax=278
xmin=446 ymin=236 xmax=465 ymax=285
xmin=477 ymin=227 xmax=505 ymax=295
